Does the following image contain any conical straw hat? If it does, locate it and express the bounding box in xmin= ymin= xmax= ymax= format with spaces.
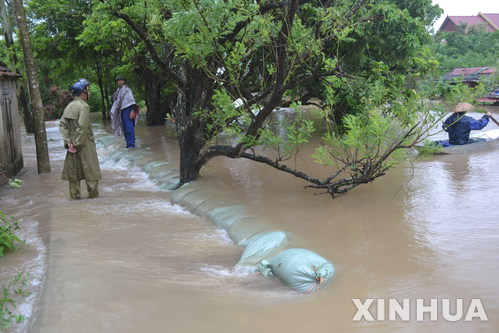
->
xmin=452 ymin=102 xmax=473 ymax=113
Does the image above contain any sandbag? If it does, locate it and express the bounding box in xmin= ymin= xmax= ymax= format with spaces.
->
xmin=205 ymin=205 xmax=246 ymax=230
xmin=143 ymin=161 xmax=170 ymax=173
xmin=227 ymin=217 xmax=269 ymax=245
xmin=236 ymin=231 xmax=288 ymax=270
xmin=172 ymin=188 xmax=225 ymax=213
xmin=259 ymin=248 xmax=334 ymax=293
xmin=170 ymin=185 xmax=197 ymax=204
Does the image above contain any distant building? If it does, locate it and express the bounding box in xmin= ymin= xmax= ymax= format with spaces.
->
xmin=442 ymin=67 xmax=496 ymax=87
xmin=438 ymin=12 xmax=499 ymax=33
xmin=0 ymin=62 xmax=23 ymax=181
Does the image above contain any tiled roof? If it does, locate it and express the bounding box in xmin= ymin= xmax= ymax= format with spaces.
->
xmin=438 ymin=13 xmax=499 ymax=32
xmin=481 ymin=13 xmax=499 ymax=30
xmin=442 ymin=67 xmax=497 ymax=82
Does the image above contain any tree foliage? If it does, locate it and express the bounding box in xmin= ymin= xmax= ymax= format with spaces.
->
xmin=5 ymin=0 xmax=447 ymax=197
xmin=25 ymin=0 xmax=116 ymax=116
xmin=435 ymin=26 xmax=499 ymax=71
xmin=82 ymin=0 xmax=442 ymax=196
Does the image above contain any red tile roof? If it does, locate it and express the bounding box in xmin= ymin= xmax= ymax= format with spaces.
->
xmin=482 ymin=13 xmax=499 ymax=29
xmin=442 ymin=67 xmax=497 ymax=82
xmin=438 ymin=12 xmax=499 ymax=32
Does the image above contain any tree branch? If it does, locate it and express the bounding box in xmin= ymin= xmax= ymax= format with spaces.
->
xmin=113 ymin=10 xmax=185 ymax=87
xmin=219 ymin=0 xmax=315 ymax=44
xmin=240 ymin=151 xmax=324 ymax=185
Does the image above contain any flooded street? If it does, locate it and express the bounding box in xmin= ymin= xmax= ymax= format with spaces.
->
xmin=1 ymin=106 xmax=499 ymax=332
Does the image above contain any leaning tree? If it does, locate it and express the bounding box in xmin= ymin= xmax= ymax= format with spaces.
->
xmin=13 ymin=0 xmax=50 ymax=173
xmin=85 ymin=0 xmax=444 ymax=197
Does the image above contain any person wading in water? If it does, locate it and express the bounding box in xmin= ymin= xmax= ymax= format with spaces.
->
xmin=59 ymin=78 xmax=102 ymax=200
xmin=110 ymin=74 xmax=138 ymax=148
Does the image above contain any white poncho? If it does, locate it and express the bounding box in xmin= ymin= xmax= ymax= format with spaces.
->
xmin=110 ymin=85 xmax=137 ymax=136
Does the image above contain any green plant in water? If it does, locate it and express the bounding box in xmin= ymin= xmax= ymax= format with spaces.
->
xmin=417 ymin=139 xmax=444 ymax=157
xmin=0 ymin=273 xmax=31 ymax=328
xmin=0 ymin=211 xmax=24 ymax=257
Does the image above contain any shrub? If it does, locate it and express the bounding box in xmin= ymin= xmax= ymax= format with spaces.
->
xmin=0 ymin=211 xmax=24 ymax=257
xmin=44 ymin=85 xmax=73 ymax=120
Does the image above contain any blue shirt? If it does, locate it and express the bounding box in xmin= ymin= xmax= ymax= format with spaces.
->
xmin=442 ymin=112 xmax=489 ymax=145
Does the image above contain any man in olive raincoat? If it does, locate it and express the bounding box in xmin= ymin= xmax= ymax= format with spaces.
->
xmin=59 ymin=79 xmax=102 ymax=200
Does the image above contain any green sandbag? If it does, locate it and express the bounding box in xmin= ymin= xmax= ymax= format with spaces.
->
xmin=170 ymin=185 xmax=198 ymax=204
xmin=236 ymin=231 xmax=288 ymax=267
xmin=227 ymin=217 xmax=269 ymax=245
xmin=259 ymin=248 xmax=334 ymax=293
xmin=205 ymin=205 xmax=246 ymax=230
xmin=173 ymin=188 xmax=222 ymax=213
xmin=143 ymin=161 xmax=170 ymax=173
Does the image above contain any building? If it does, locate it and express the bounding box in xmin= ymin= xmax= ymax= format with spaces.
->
xmin=438 ymin=12 xmax=499 ymax=33
xmin=0 ymin=63 xmax=23 ymax=182
xmin=441 ymin=67 xmax=498 ymax=104
xmin=442 ymin=67 xmax=496 ymax=87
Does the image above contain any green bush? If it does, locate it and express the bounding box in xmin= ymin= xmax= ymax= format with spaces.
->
xmin=0 ymin=211 xmax=24 ymax=257
xmin=44 ymin=86 xmax=74 ymax=120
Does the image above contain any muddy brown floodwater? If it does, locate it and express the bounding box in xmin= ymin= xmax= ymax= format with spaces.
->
xmin=1 ymin=106 xmax=499 ymax=333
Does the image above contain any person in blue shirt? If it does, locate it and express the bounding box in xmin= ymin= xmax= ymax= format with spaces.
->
xmin=442 ymin=102 xmax=492 ymax=145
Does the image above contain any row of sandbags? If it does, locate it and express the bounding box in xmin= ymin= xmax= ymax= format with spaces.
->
xmin=173 ymin=185 xmax=335 ymax=294
xmin=97 ymin=134 xmax=335 ymax=293
xmin=96 ymin=134 xmax=180 ymax=190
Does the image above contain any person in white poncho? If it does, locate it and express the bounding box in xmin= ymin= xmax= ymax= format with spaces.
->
xmin=110 ymin=75 xmax=138 ymax=148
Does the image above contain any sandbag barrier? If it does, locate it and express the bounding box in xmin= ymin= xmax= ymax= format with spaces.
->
xmin=95 ymin=133 xmax=181 ymax=190
xmin=172 ymin=185 xmax=335 ymax=294
xmin=96 ymin=132 xmax=335 ymax=293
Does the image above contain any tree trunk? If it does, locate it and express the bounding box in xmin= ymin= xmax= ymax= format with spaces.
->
xmin=178 ymin=142 xmax=204 ymax=185
xmin=93 ymin=59 xmax=111 ymax=121
xmin=176 ymin=65 xmax=216 ymax=185
xmin=19 ymin=83 xmax=34 ymax=133
xmin=178 ymin=112 xmax=206 ymax=184
xmin=143 ymin=73 xmax=167 ymax=126
xmin=0 ymin=0 xmax=13 ymax=65
xmin=13 ymin=0 xmax=50 ymax=173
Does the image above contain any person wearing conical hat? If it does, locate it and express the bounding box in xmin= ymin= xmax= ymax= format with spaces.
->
xmin=442 ymin=102 xmax=492 ymax=145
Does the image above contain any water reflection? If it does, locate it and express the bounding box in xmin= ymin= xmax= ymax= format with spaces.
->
xmin=403 ymin=149 xmax=499 ymax=329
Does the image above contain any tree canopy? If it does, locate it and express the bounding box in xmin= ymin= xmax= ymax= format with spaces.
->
xmin=435 ymin=26 xmax=499 ymax=71
xmin=1 ymin=0 xmax=454 ymax=197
